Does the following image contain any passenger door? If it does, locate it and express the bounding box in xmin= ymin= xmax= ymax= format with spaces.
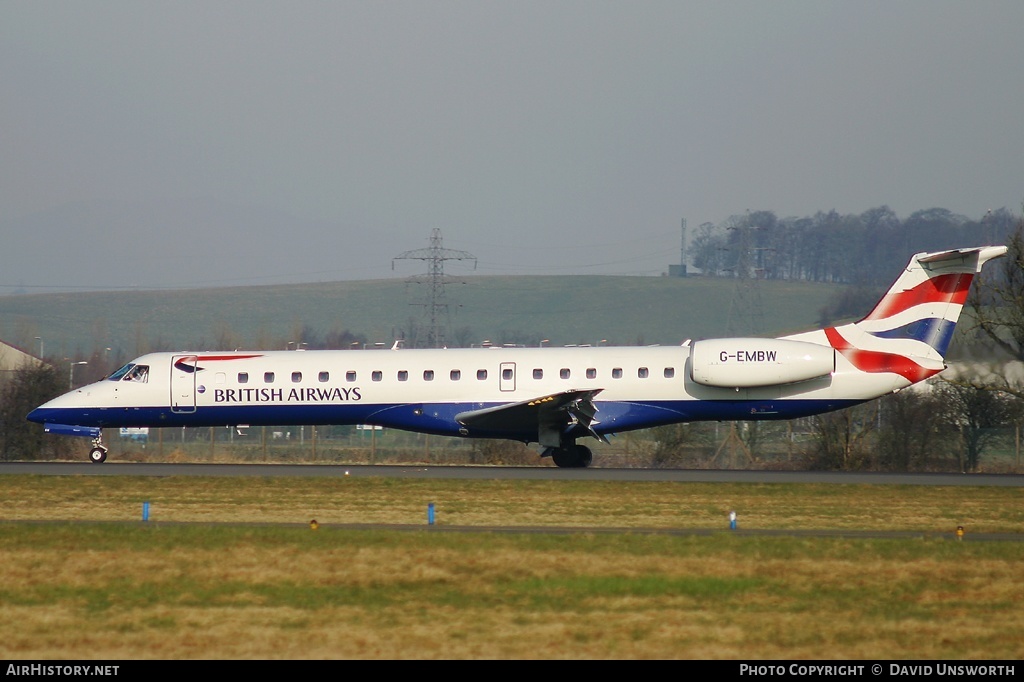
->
xmin=170 ymin=355 xmax=198 ymax=413
xmin=499 ymin=362 xmax=516 ymax=392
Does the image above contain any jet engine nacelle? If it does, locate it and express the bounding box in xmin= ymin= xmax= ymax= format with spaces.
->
xmin=690 ymin=338 xmax=835 ymax=388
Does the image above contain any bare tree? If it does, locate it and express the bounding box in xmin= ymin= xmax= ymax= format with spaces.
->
xmin=876 ymin=390 xmax=957 ymax=471
xmin=967 ymin=212 xmax=1024 ymax=381
xmin=803 ymin=403 xmax=878 ymax=471
xmin=647 ymin=423 xmax=693 ymax=468
xmin=934 ymin=380 xmax=1020 ymax=472
xmin=688 ymin=222 xmax=727 ymax=276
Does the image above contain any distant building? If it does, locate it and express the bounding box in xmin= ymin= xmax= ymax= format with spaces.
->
xmin=0 ymin=341 xmax=44 ymax=385
xmin=668 ymin=264 xmax=688 ymax=277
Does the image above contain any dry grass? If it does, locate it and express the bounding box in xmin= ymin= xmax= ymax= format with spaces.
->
xmin=0 ymin=475 xmax=1022 ymax=660
xmin=0 ymin=475 xmax=1021 ymax=532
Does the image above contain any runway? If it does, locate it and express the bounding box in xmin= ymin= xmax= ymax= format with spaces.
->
xmin=3 ymin=460 xmax=1022 ymax=486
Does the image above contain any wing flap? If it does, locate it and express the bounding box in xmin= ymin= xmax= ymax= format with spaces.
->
xmin=456 ymin=389 xmax=605 ymax=447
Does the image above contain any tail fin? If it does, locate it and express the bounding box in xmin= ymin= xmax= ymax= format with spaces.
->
xmin=823 ymin=246 xmax=1007 ymax=385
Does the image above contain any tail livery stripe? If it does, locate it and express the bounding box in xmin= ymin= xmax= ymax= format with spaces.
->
xmin=861 ymin=272 xmax=973 ymax=322
xmin=825 ymin=327 xmax=942 ymax=384
xmin=865 ymin=317 xmax=957 ymax=355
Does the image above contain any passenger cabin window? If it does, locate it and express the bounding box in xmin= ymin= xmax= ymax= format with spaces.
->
xmin=638 ymin=367 xmax=649 ymax=379
xmin=664 ymin=367 xmax=675 ymax=378
xmin=560 ymin=368 xmax=570 ymax=379
xmin=398 ymin=370 xmax=408 ymax=381
xmin=292 ymin=371 xmax=302 ymax=383
xmin=533 ymin=368 xmax=543 ymax=379
xmin=238 ymin=372 xmax=249 ymax=384
xmin=319 ymin=371 xmax=329 ymax=382
xmin=372 ymin=371 xmax=382 ymax=382
xmin=612 ymin=368 xmax=623 ymax=379
xmin=264 ymin=372 xmax=275 ymax=383
xmin=346 ymin=371 xmax=356 ymax=382
xmin=424 ymin=370 xmax=434 ymax=381
xmin=450 ymin=370 xmax=461 ymax=381
xmin=477 ymin=369 xmax=487 ymax=380
xmin=586 ymin=368 xmax=596 ymax=379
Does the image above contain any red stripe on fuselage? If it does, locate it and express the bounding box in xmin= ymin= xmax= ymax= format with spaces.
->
xmin=861 ymin=273 xmax=972 ymax=321
xmin=824 ymin=328 xmax=940 ymax=384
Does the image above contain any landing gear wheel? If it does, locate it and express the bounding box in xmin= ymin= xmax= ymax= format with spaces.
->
xmin=573 ymin=444 xmax=593 ymax=468
xmin=551 ymin=448 xmax=571 ymax=468
xmin=89 ymin=447 xmax=108 ymax=464
xmin=551 ymin=444 xmax=593 ymax=468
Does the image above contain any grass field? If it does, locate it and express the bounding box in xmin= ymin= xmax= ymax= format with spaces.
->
xmin=0 ymin=274 xmax=839 ymax=362
xmin=0 ymin=474 xmax=1021 ymax=660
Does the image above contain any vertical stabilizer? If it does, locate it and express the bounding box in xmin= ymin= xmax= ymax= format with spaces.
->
xmin=823 ymin=246 xmax=1007 ymax=385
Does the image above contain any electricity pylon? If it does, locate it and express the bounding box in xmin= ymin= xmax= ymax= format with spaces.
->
xmin=393 ymin=229 xmax=477 ymax=348
xmin=725 ymin=223 xmax=770 ymax=337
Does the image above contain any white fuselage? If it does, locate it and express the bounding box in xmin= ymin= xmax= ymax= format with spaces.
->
xmin=30 ymin=341 xmax=902 ymax=443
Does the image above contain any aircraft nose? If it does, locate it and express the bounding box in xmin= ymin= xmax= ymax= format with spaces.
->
xmin=27 ymin=394 xmax=64 ymax=424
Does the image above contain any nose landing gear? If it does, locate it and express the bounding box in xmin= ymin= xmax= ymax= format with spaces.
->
xmin=88 ymin=435 xmax=108 ymax=464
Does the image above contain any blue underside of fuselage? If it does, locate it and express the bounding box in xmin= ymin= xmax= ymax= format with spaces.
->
xmin=29 ymin=398 xmax=865 ymax=442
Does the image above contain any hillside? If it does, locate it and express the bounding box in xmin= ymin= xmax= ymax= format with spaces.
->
xmin=0 ymin=275 xmax=843 ymax=363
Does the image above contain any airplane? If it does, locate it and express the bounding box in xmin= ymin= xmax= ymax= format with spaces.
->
xmin=28 ymin=245 xmax=1007 ymax=467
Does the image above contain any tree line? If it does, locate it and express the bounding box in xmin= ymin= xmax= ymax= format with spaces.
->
xmin=688 ymin=206 xmax=1018 ymax=287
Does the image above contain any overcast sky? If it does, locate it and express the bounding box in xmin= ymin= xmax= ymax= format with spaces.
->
xmin=2 ymin=1 xmax=1023 ymax=289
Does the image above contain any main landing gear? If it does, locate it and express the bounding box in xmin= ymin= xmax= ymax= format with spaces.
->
xmin=543 ymin=443 xmax=593 ymax=468
xmin=88 ymin=435 xmax=108 ymax=464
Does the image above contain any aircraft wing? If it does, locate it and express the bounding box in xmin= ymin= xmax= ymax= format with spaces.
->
xmin=455 ymin=389 xmax=606 ymax=448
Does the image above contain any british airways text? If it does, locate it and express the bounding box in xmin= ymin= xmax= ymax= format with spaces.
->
xmin=214 ymin=387 xmax=362 ymax=403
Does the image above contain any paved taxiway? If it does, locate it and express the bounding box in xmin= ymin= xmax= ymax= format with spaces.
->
xmin=2 ymin=461 xmax=1023 ymax=486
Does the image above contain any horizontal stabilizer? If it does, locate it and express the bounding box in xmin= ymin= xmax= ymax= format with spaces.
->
xmin=917 ymin=246 xmax=1007 ymax=268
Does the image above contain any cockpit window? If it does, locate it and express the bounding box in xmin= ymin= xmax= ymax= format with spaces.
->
xmin=108 ymin=364 xmax=135 ymax=381
xmin=123 ymin=365 xmax=149 ymax=383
